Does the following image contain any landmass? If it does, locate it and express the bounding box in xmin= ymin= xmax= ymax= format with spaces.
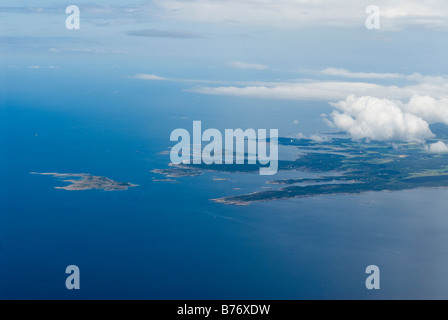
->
xmin=153 ymin=124 xmax=448 ymax=205
xmin=31 ymin=172 xmax=138 ymax=191
xmin=151 ymin=163 xmax=203 ymax=178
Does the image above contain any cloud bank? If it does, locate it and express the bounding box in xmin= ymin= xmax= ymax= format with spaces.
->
xmin=320 ymin=68 xmax=401 ymax=79
xmin=133 ymin=68 xmax=448 ymax=147
xmin=191 ymin=74 xmax=448 ymax=102
xmin=154 ymin=0 xmax=448 ymax=30
xmin=4 ymin=1 xmax=448 ymax=31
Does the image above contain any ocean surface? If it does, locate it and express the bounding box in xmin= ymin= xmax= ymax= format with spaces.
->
xmin=1 ymin=67 xmax=448 ymax=299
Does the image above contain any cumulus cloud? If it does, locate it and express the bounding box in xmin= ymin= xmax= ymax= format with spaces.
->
xmin=327 ymin=93 xmax=448 ymax=144
xmin=425 ymin=141 xmax=448 ymax=153
xmin=331 ymin=95 xmax=434 ymax=142
xmin=228 ymin=61 xmax=270 ymax=70
xmin=403 ymin=96 xmax=448 ymax=124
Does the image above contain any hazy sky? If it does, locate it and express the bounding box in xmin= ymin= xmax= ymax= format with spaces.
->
xmin=1 ymin=0 xmax=448 ymax=144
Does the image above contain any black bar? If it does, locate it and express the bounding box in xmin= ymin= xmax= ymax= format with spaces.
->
xmin=0 ymin=300 xmax=387 ymax=318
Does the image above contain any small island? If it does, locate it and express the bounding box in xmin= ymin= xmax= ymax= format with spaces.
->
xmin=31 ymin=172 xmax=138 ymax=191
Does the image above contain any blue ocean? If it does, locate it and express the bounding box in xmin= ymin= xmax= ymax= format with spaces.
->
xmin=1 ymin=66 xmax=448 ymax=300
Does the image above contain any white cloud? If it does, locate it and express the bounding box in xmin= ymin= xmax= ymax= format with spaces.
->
xmin=132 ymin=74 xmax=167 ymax=81
xmin=425 ymin=141 xmax=448 ymax=153
xmin=131 ymin=74 xmax=222 ymax=84
xmin=403 ymin=96 xmax=448 ymax=124
xmin=191 ymin=73 xmax=448 ymax=101
xmin=320 ymin=68 xmax=401 ymax=79
xmin=192 ymin=82 xmax=389 ymax=101
xmin=28 ymin=65 xmax=59 ymax=69
xmin=331 ymin=95 xmax=434 ymax=142
xmin=154 ymin=0 xmax=448 ymax=30
xmin=310 ymin=134 xmax=331 ymax=143
xmin=131 ymin=68 xmax=448 ymax=144
xmin=131 ymin=69 xmax=448 ymax=104
xmin=228 ymin=61 xmax=270 ymax=70
xmin=6 ymin=1 xmax=448 ymax=31
xmin=126 ymin=29 xmax=203 ymax=38
xmin=329 ymin=93 xmax=448 ymax=142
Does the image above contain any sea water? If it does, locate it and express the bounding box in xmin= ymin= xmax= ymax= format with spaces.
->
xmin=1 ymin=68 xmax=448 ymax=299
